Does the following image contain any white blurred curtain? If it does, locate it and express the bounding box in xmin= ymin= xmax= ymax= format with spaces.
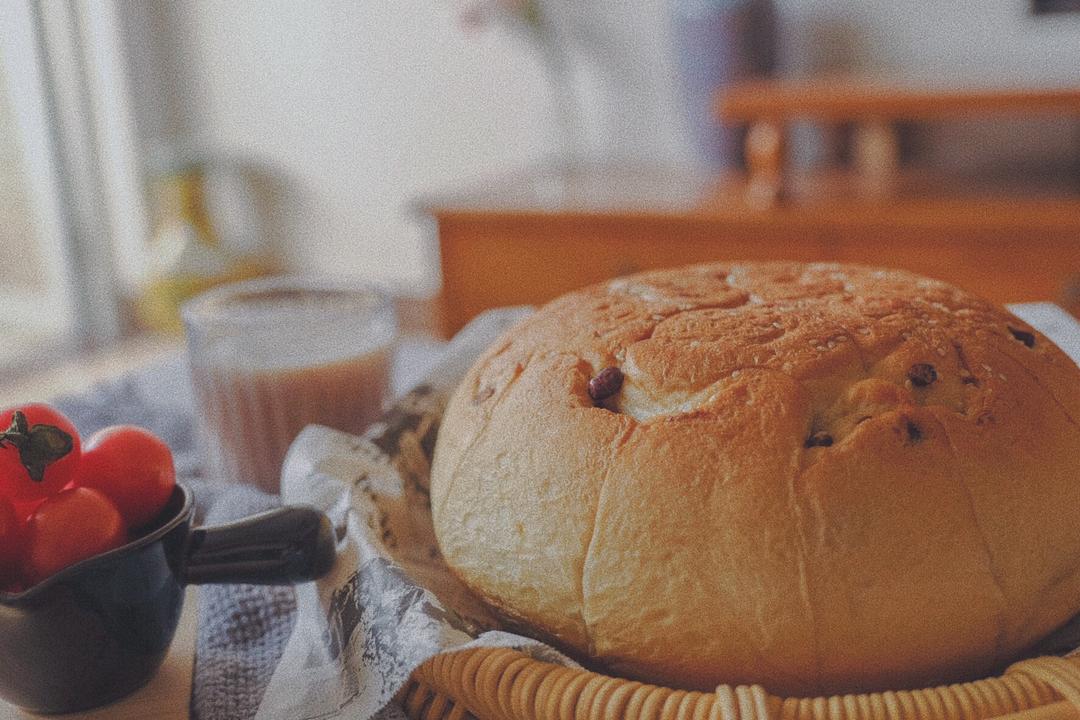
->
xmin=0 ymin=0 xmax=146 ymax=366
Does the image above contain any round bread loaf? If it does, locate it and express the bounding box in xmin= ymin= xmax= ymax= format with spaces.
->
xmin=430 ymin=262 xmax=1080 ymax=696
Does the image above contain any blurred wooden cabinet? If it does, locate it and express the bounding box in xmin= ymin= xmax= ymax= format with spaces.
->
xmin=425 ymin=165 xmax=1080 ymax=337
xmin=716 ymin=79 xmax=1080 ymax=207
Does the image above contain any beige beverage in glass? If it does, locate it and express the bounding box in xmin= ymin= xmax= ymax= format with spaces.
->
xmin=182 ymin=277 xmax=395 ymax=493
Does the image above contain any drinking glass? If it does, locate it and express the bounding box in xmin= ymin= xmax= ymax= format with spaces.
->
xmin=181 ymin=276 xmax=396 ymax=493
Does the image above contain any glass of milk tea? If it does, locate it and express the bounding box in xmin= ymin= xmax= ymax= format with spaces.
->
xmin=181 ymin=276 xmax=396 ymax=494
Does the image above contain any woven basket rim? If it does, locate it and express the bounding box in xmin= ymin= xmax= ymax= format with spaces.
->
xmin=403 ymin=646 xmax=1080 ymax=720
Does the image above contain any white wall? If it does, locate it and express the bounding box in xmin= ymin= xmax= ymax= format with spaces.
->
xmin=116 ymin=1 xmax=1080 ymax=292
xmin=116 ymin=0 xmax=698 ymax=293
xmin=120 ymin=1 xmax=558 ymax=293
xmin=775 ymin=0 xmax=1080 ymax=81
xmin=774 ymin=0 xmax=1080 ymax=170
xmin=113 ymin=0 xmax=691 ymax=293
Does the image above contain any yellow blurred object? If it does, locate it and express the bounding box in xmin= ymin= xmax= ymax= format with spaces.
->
xmin=160 ymin=168 xmax=219 ymax=248
xmin=136 ymin=162 xmax=276 ymax=333
xmin=137 ymin=259 xmax=271 ymax=334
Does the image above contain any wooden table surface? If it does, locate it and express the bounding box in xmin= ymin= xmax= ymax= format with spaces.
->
xmin=0 ymin=587 xmax=197 ymax=719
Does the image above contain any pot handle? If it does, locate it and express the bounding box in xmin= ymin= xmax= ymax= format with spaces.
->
xmin=181 ymin=505 xmax=336 ymax=585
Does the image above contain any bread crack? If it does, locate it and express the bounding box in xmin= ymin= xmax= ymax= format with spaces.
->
xmin=993 ymin=343 xmax=1080 ymax=432
xmin=439 ymin=349 xmax=570 ymax=517
xmin=953 ymin=342 xmax=980 ymax=392
xmin=790 ymin=457 xmax=823 ymax=692
xmin=936 ymin=417 xmax=1010 ymax=666
xmin=579 ymin=423 xmax=636 ymax=657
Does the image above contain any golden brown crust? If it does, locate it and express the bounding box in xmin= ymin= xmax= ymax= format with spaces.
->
xmin=430 ymin=261 xmax=1080 ymax=695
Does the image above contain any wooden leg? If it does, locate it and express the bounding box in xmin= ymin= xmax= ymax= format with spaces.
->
xmin=853 ymin=120 xmax=899 ymax=198
xmin=744 ymin=120 xmax=786 ymax=208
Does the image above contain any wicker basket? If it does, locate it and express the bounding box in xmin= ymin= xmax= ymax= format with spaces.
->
xmin=398 ymin=648 xmax=1080 ymax=720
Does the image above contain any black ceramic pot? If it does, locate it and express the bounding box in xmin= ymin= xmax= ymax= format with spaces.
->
xmin=0 ymin=482 xmax=335 ymax=714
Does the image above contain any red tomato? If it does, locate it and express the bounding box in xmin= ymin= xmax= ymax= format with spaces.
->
xmin=0 ymin=496 xmax=27 ymax=590
xmin=12 ymin=498 xmax=42 ymax=521
xmin=76 ymin=426 xmax=176 ymax=528
xmin=25 ymin=488 xmax=126 ymax=585
xmin=0 ymin=404 xmax=81 ymax=502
